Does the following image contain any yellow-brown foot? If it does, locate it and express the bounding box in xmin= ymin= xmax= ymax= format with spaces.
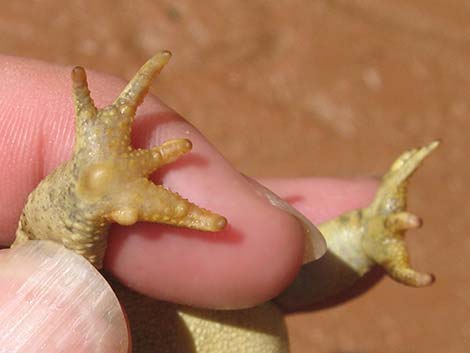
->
xmin=13 ymin=51 xmax=227 ymax=268
xmin=361 ymin=141 xmax=439 ymax=286
xmin=274 ymin=142 xmax=439 ymax=311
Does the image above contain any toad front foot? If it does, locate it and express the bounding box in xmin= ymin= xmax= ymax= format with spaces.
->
xmin=12 ymin=51 xmax=227 ymax=268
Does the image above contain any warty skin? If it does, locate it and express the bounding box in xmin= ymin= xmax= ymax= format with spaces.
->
xmin=12 ymin=52 xmax=437 ymax=353
xmin=109 ymin=140 xmax=437 ymax=353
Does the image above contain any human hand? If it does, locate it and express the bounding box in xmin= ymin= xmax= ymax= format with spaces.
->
xmin=0 ymin=55 xmax=376 ymax=352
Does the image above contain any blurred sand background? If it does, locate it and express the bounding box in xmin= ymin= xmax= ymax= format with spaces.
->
xmin=0 ymin=1 xmax=468 ymax=352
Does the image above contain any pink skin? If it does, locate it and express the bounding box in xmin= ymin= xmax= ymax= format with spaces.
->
xmin=0 ymin=241 xmax=131 ymax=353
xmin=0 ymin=55 xmax=376 ymax=311
xmin=260 ymin=178 xmax=377 ymax=225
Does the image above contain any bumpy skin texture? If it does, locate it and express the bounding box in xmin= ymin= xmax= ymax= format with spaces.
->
xmin=13 ymin=53 xmax=438 ymax=353
xmin=12 ymin=51 xmax=227 ymax=268
xmin=108 ymin=274 xmax=288 ymax=353
xmin=109 ymin=141 xmax=438 ymax=353
xmin=276 ymin=141 xmax=438 ymax=311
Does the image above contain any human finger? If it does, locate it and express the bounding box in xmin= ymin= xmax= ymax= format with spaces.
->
xmin=0 ymin=241 xmax=129 ymax=353
xmin=0 ymin=55 xmax=372 ymax=309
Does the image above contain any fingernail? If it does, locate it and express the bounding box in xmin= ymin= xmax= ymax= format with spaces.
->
xmin=243 ymin=176 xmax=327 ymax=263
xmin=0 ymin=241 xmax=129 ymax=353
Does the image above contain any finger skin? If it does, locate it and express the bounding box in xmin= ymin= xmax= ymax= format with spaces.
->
xmin=0 ymin=55 xmax=375 ymax=309
xmin=0 ymin=241 xmax=129 ymax=353
xmin=260 ymin=177 xmax=378 ymax=224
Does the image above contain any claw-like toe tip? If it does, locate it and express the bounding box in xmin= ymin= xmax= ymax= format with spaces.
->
xmin=181 ymin=138 xmax=192 ymax=151
xmin=71 ymin=66 xmax=86 ymax=84
xmin=386 ymin=265 xmax=436 ymax=287
xmin=427 ymin=139 xmax=441 ymax=150
xmin=410 ymin=272 xmax=435 ymax=287
xmin=154 ymin=50 xmax=172 ymax=65
xmin=161 ymin=50 xmax=172 ymax=58
xmin=424 ymin=273 xmax=436 ymax=286
xmin=214 ymin=216 xmax=228 ymax=230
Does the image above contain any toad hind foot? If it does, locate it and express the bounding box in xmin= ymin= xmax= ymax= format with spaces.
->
xmin=361 ymin=140 xmax=439 ymax=286
xmin=13 ymin=51 xmax=227 ymax=268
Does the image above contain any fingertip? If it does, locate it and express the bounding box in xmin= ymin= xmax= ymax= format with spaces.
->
xmin=0 ymin=55 xmax=379 ymax=312
xmin=105 ymin=192 xmax=306 ymax=309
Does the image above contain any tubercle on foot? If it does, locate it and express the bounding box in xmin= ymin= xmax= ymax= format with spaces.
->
xmin=310 ymin=140 xmax=439 ymax=294
xmin=12 ymin=51 xmax=227 ymax=269
xmin=360 ymin=141 xmax=439 ymax=287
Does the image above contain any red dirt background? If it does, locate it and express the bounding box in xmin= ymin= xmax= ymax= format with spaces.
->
xmin=0 ymin=1 xmax=468 ymax=352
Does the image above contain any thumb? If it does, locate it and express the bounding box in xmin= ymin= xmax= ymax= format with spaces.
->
xmin=0 ymin=241 xmax=129 ymax=353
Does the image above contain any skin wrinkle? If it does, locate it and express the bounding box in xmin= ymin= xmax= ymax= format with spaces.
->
xmin=0 ymin=241 xmax=129 ymax=353
xmin=0 ymin=53 xmax=438 ymax=353
xmin=11 ymin=52 xmax=231 ymax=269
xmin=107 ymin=139 xmax=437 ymax=352
xmin=2 ymin=53 xmax=308 ymax=308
